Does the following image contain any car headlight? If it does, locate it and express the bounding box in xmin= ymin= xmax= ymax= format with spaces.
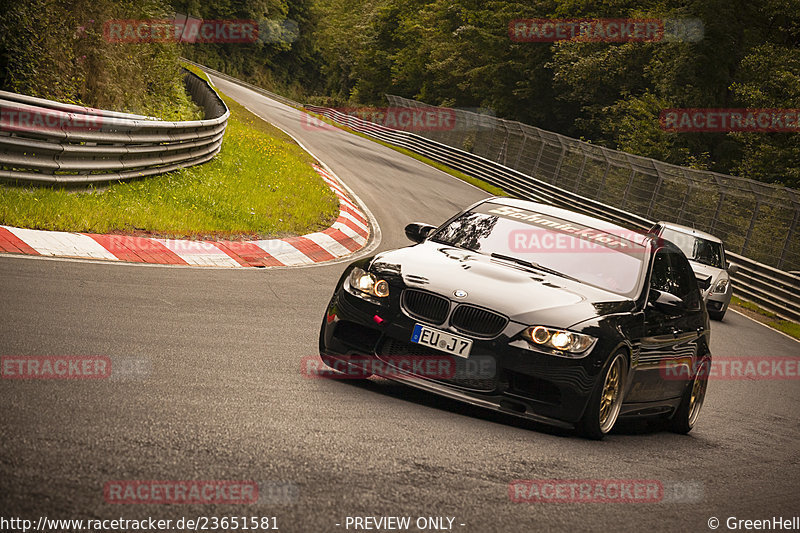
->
xmin=713 ymin=278 xmax=729 ymax=294
xmin=522 ymin=326 xmax=596 ymax=354
xmin=346 ymin=267 xmax=390 ymax=299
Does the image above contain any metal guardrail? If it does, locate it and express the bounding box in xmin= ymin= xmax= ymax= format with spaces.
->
xmin=0 ymin=69 xmax=228 ymax=185
xmin=12 ymin=57 xmax=789 ymax=321
xmin=727 ymin=252 xmax=800 ymax=322
xmin=305 ymin=104 xmax=800 ymax=322
xmin=386 ymin=95 xmax=800 ymax=274
xmin=180 ymin=58 xmax=301 ymax=109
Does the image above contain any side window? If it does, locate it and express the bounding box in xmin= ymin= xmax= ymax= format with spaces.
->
xmin=650 ymin=250 xmax=672 ymax=294
xmin=650 ymin=248 xmax=700 ymax=308
xmin=667 ymin=251 xmax=701 ymax=309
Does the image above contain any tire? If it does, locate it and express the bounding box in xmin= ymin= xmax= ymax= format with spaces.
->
xmin=709 ymin=309 xmax=726 ymax=321
xmin=669 ymin=358 xmax=710 ymax=434
xmin=578 ymin=351 xmax=628 ymax=440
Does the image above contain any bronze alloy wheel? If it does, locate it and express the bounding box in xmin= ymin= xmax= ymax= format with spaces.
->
xmin=599 ymin=353 xmax=626 ymax=433
xmin=688 ymin=361 xmax=709 ymax=427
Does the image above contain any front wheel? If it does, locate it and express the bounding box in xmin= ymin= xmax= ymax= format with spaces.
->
xmin=669 ymin=358 xmax=710 ymax=434
xmin=578 ymin=351 xmax=628 ymax=440
xmin=709 ymin=309 xmax=726 ymax=321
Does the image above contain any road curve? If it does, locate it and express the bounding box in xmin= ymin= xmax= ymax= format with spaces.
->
xmin=0 ymin=73 xmax=798 ymax=533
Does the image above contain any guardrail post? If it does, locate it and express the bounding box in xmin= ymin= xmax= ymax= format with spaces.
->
xmin=708 ymin=177 xmax=727 ymax=235
xmin=646 ymin=170 xmax=664 ymax=218
xmin=620 ymin=169 xmax=637 ymax=211
xmin=498 ymin=122 xmax=510 ymax=166
xmin=778 ymin=203 xmax=799 ymax=270
xmin=740 ymin=200 xmax=761 ymax=257
xmin=573 ymin=153 xmax=588 ymax=193
xmin=676 ymin=169 xmax=694 ymax=224
xmin=596 ymin=160 xmax=611 ymax=200
xmin=530 ymin=135 xmax=546 ymax=178
xmin=513 ymin=128 xmax=527 ymax=170
xmin=550 ymin=139 xmax=567 ymax=187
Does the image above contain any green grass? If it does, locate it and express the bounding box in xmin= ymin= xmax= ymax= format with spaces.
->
xmin=0 ymin=74 xmax=338 ymax=240
xmin=184 ymin=64 xmax=211 ymax=83
xmin=730 ymin=296 xmax=800 ymax=340
xmin=303 ymin=110 xmax=506 ymax=197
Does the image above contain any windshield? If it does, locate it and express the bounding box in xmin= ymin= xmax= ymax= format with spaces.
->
xmin=660 ymin=228 xmax=724 ymax=268
xmin=430 ymin=203 xmax=646 ymax=297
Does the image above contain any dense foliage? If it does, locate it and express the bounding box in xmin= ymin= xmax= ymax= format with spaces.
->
xmin=172 ymin=0 xmax=321 ymax=101
xmin=0 ymin=0 xmax=201 ymax=119
xmin=1 ymin=0 xmax=798 ymax=187
xmin=311 ymin=0 xmax=800 ymax=188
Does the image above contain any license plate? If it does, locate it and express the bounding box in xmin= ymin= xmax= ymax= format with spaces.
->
xmin=411 ymin=324 xmax=472 ymax=358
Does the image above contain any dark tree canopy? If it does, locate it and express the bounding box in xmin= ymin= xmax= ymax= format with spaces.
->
xmin=2 ymin=0 xmax=797 ymax=187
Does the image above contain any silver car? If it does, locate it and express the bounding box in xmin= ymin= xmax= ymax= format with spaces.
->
xmin=650 ymin=222 xmax=738 ymax=320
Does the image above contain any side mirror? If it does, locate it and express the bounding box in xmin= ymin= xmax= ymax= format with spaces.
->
xmin=648 ymin=289 xmax=686 ymax=315
xmin=405 ymin=222 xmax=436 ymax=243
xmin=727 ymin=262 xmax=739 ymax=275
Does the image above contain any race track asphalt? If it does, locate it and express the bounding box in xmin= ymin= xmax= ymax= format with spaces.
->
xmin=1 ymin=73 xmax=798 ymax=533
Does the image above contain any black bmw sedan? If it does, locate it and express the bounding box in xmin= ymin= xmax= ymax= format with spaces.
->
xmin=319 ymin=197 xmax=711 ymax=439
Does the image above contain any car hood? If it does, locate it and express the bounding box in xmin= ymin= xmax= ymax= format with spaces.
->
xmin=689 ymin=261 xmax=726 ymax=296
xmin=689 ymin=261 xmax=725 ymax=280
xmin=369 ymin=242 xmax=635 ymax=328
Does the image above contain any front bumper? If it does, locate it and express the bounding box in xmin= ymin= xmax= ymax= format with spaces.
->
xmin=319 ymin=285 xmax=613 ymax=427
xmin=706 ymin=285 xmax=732 ymax=313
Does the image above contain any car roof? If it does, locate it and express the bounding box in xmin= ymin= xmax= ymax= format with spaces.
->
xmin=656 ymin=221 xmax=723 ymax=244
xmin=482 ymin=197 xmax=650 ymax=247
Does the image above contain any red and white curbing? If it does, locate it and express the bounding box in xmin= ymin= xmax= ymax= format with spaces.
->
xmin=0 ymin=164 xmax=370 ymax=267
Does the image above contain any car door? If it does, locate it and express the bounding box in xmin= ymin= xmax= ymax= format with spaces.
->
xmin=626 ymin=247 xmax=701 ymax=402
xmin=662 ymin=249 xmax=706 ymax=386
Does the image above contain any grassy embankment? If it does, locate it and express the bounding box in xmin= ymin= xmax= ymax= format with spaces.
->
xmin=0 ymin=66 xmax=338 ymax=240
xmin=730 ymin=296 xmax=800 ymax=340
